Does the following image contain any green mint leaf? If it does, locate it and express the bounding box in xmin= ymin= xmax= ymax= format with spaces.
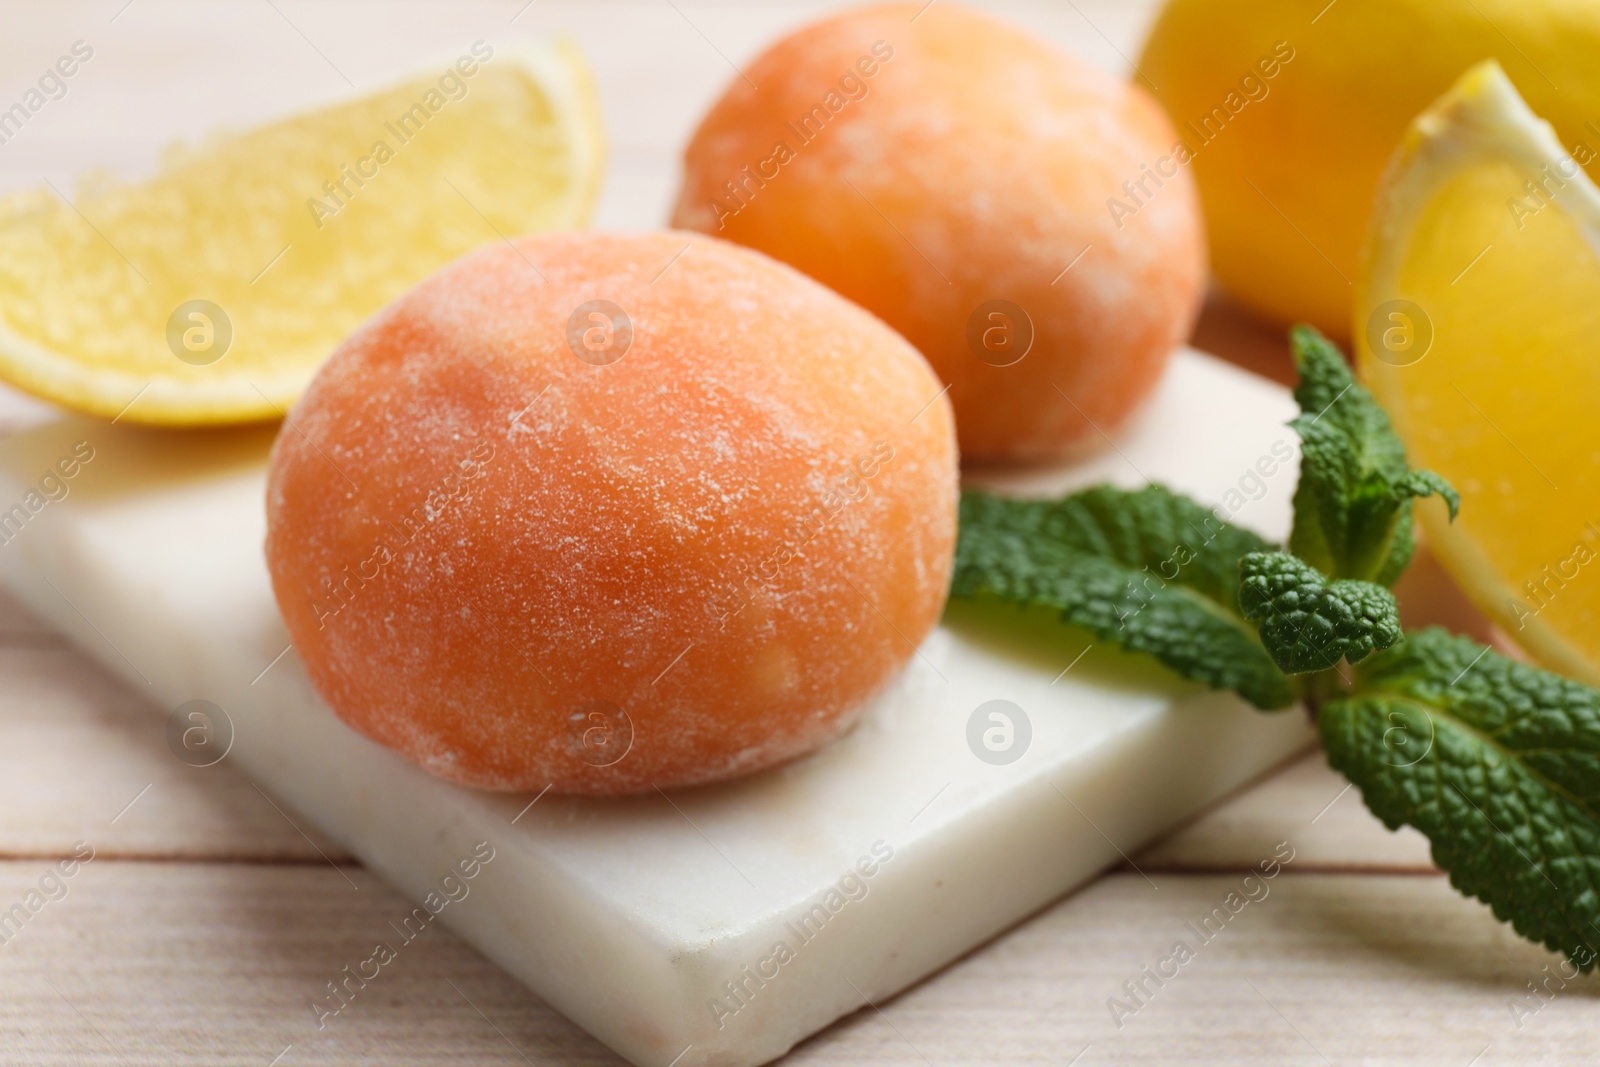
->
xmin=1238 ymin=551 xmax=1401 ymax=673
xmin=1397 ymin=470 xmax=1462 ymax=520
xmin=1362 ymin=470 xmax=1464 ymax=589
xmin=952 ymin=485 xmax=1295 ymax=710
xmin=1286 ymin=325 xmax=1458 ymax=586
xmin=1322 ymin=627 xmax=1600 ymax=967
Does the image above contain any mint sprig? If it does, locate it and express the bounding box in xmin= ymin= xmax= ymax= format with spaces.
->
xmin=1286 ymin=324 xmax=1459 ymax=586
xmin=953 ymin=485 xmax=1294 ymax=709
xmin=951 ymin=325 xmax=1600 ymax=968
xmin=1238 ymin=551 xmax=1401 ymax=673
xmin=1322 ymin=628 xmax=1600 ymax=963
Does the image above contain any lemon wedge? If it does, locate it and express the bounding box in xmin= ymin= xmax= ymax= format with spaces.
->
xmin=0 ymin=41 xmax=602 ymax=425
xmin=1358 ymin=60 xmax=1600 ymax=684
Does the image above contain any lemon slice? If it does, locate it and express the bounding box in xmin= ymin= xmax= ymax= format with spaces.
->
xmin=1358 ymin=61 xmax=1600 ymax=684
xmin=0 ymin=41 xmax=603 ymax=425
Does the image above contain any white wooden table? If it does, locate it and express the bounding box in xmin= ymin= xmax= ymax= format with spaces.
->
xmin=0 ymin=2 xmax=1593 ymax=1063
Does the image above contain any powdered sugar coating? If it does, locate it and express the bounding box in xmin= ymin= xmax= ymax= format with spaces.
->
xmin=265 ymin=230 xmax=958 ymax=794
xmin=672 ymin=2 xmax=1206 ymax=461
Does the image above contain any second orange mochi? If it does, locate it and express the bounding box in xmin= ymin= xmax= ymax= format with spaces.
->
xmin=674 ymin=3 xmax=1206 ymax=462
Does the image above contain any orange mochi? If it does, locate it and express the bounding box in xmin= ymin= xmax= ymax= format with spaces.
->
xmin=673 ymin=2 xmax=1206 ymax=462
xmin=264 ymin=231 xmax=958 ymax=795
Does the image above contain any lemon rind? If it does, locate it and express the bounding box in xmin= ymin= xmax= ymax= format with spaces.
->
xmin=1363 ymin=61 xmax=1600 ymax=300
xmin=0 ymin=40 xmax=605 ymax=427
xmin=1358 ymin=60 xmax=1600 ymax=684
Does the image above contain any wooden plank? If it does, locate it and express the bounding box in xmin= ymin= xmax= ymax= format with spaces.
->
xmin=0 ymin=580 xmax=56 ymax=638
xmin=1137 ymin=751 xmax=1434 ymax=872
xmin=0 ymin=861 xmax=617 ymax=1066
xmin=0 ymin=383 xmax=59 ymax=438
xmin=0 ymin=648 xmax=348 ymax=862
xmin=789 ymin=870 xmax=1588 ymax=1066
xmin=0 ymin=862 xmax=1587 ymax=1065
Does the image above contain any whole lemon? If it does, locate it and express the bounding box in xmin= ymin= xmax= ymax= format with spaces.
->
xmin=1139 ymin=0 xmax=1600 ymax=337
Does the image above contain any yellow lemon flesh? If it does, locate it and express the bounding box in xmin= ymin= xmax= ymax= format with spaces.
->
xmin=1139 ymin=0 xmax=1600 ymax=338
xmin=0 ymin=41 xmax=602 ymax=425
xmin=1359 ymin=61 xmax=1600 ymax=685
